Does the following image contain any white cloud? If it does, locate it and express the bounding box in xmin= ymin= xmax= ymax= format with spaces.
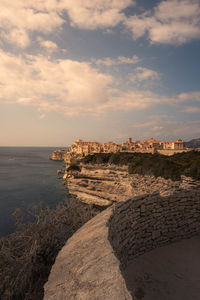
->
xmin=0 ymin=0 xmax=136 ymax=48
xmin=0 ymin=49 xmax=114 ymax=116
xmin=95 ymin=55 xmax=140 ymax=66
xmin=59 ymin=0 xmax=135 ymax=29
xmin=2 ymin=29 xmax=30 ymax=48
xmin=1 ymin=0 xmax=200 ymax=49
xmin=0 ymin=49 xmax=200 ymax=117
xmin=129 ymin=67 xmax=161 ymax=81
xmin=106 ymin=90 xmax=161 ymax=111
xmin=125 ymin=0 xmax=200 ymax=45
xmin=38 ymin=38 xmax=58 ymax=53
xmin=0 ymin=1 xmax=64 ymax=48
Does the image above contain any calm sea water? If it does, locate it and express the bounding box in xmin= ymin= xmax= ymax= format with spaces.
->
xmin=0 ymin=147 xmax=67 ymax=237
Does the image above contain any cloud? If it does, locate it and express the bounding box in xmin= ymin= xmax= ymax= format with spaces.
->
xmin=94 ymin=55 xmax=140 ymax=66
xmin=0 ymin=49 xmax=114 ymax=116
xmin=125 ymin=0 xmax=200 ymax=45
xmin=59 ymin=0 xmax=135 ymax=29
xmin=2 ymin=29 xmax=30 ymax=48
xmin=0 ymin=50 xmax=160 ymax=116
xmin=0 ymin=49 xmax=200 ymax=117
xmin=129 ymin=67 xmax=161 ymax=81
xmin=0 ymin=1 xmax=64 ymax=48
xmin=0 ymin=0 xmax=136 ymax=49
xmin=1 ymin=0 xmax=199 ymax=49
xmin=106 ymin=90 xmax=161 ymax=111
xmin=176 ymin=91 xmax=200 ymax=102
xmin=181 ymin=106 xmax=200 ymax=113
xmin=38 ymin=37 xmax=58 ymax=53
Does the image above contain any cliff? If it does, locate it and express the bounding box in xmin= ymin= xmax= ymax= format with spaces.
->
xmin=63 ymin=163 xmax=198 ymax=207
xmin=64 ymin=165 xmax=133 ymax=206
xmin=50 ymin=150 xmax=67 ymax=161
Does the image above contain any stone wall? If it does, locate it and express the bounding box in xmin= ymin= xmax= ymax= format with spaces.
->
xmin=108 ymin=186 xmax=200 ymax=267
xmin=157 ymin=149 xmax=191 ymax=156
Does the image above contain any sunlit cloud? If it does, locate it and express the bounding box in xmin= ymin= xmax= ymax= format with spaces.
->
xmin=129 ymin=67 xmax=161 ymax=81
xmin=59 ymin=0 xmax=135 ymax=29
xmin=94 ymin=55 xmax=140 ymax=66
xmin=125 ymin=0 xmax=200 ymax=45
xmin=0 ymin=1 xmax=64 ymax=48
xmin=38 ymin=37 xmax=58 ymax=54
xmin=0 ymin=48 xmax=200 ymax=118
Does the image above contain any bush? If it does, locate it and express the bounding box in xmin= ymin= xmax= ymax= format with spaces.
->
xmin=0 ymin=199 xmax=101 ymax=300
xmin=82 ymin=151 xmax=200 ymax=181
xmin=67 ymin=164 xmax=81 ymax=172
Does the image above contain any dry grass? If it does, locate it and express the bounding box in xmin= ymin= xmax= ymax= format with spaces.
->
xmin=0 ymin=198 xmax=101 ymax=300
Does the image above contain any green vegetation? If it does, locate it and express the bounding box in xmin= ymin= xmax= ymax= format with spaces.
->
xmin=82 ymin=151 xmax=200 ymax=181
xmin=0 ymin=199 xmax=101 ymax=300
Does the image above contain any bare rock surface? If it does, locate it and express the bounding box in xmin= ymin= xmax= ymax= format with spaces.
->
xmin=50 ymin=150 xmax=66 ymax=161
xmin=123 ymin=235 xmax=200 ymax=300
xmin=43 ymin=207 xmax=132 ymax=300
xmin=44 ymin=183 xmax=200 ymax=300
xmin=65 ymin=165 xmax=134 ymax=206
xmin=64 ymin=164 xmax=199 ymax=206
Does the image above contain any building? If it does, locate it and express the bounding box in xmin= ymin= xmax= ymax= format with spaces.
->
xmin=163 ymin=139 xmax=186 ymax=150
xmin=68 ymin=137 xmax=187 ymax=157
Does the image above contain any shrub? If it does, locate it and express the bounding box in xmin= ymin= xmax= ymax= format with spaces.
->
xmin=82 ymin=151 xmax=200 ymax=181
xmin=0 ymin=199 xmax=101 ymax=300
xmin=67 ymin=164 xmax=81 ymax=172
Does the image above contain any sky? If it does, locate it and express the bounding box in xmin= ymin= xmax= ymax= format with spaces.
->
xmin=0 ymin=0 xmax=200 ymax=146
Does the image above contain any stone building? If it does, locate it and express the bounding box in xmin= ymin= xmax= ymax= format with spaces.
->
xmin=162 ymin=139 xmax=186 ymax=150
xmin=68 ymin=137 xmax=187 ymax=157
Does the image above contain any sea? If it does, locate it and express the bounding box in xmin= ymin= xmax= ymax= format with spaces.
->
xmin=0 ymin=147 xmax=67 ymax=237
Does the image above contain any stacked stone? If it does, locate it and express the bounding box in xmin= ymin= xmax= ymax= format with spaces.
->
xmin=108 ymin=185 xmax=200 ymax=267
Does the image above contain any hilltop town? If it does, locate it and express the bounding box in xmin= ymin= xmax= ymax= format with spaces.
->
xmin=51 ymin=137 xmax=190 ymax=163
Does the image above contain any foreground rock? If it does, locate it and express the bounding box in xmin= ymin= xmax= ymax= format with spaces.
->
xmin=43 ymin=207 xmax=132 ymax=300
xmin=44 ymin=183 xmax=200 ymax=300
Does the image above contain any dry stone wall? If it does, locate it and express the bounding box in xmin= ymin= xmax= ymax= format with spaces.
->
xmin=108 ymin=186 xmax=200 ymax=267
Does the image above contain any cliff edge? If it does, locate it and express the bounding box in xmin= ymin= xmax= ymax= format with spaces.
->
xmin=44 ymin=183 xmax=200 ymax=300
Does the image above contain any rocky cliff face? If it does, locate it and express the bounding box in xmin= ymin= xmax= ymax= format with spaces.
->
xmin=63 ymin=164 xmax=199 ymax=207
xmin=50 ymin=149 xmax=75 ymax=162
xmin=50 ymin=150 xmax=66 ymax=161
xmin=64 ymin=165 xmax=133 ymax=206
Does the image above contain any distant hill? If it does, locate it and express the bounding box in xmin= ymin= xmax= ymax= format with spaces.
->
xmin=185 ymin=138 xmax=200 ymax=148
